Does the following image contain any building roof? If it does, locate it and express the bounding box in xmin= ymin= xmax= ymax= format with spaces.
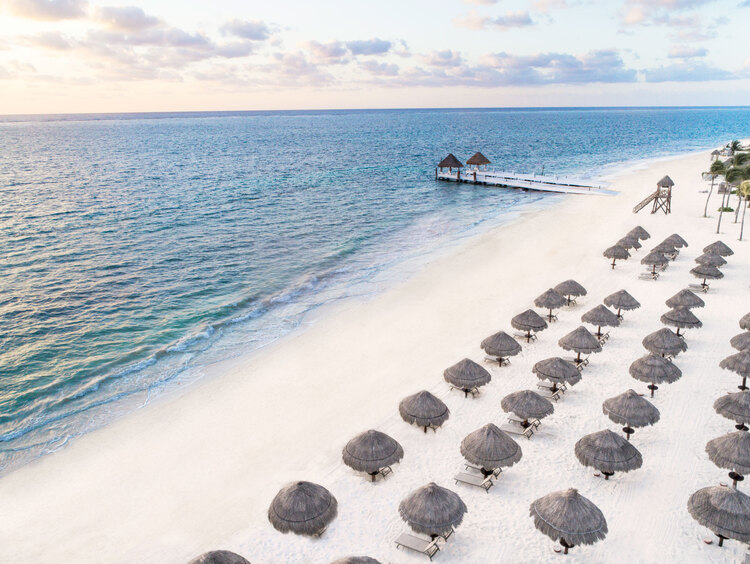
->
xmin=438 ymin=153 xmax=464 ymax=168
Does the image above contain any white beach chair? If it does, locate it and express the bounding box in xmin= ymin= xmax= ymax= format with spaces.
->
xmin=483 ymin=354 xmax=510 ymax=367
xmin=395 ymin=533 xmax=440 ymax=560
xmin=464 ymin=464 xmax=502 ymax=478
xmin=689 ymin=283 xmax=709 ymax=293
xmin=448 ymin=384 xmax=480 ymax=398
xmin=508 ymin=415 xmax=542 ymax=429
xmin=454 ymin=472 xmax=494 ymax=493
xmin=501 ymin=423 xmax=534 ymax=439
xmin=536 ymin=382 xmax=566 ymax=395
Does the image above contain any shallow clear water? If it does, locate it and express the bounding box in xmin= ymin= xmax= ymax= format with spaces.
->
xmin=1 ymin=106 xmax=748 ymax=473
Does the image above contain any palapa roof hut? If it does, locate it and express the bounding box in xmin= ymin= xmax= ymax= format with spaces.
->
xmin=481 ymin=330 xmax=522 ymax=365
xmin=602 ymin=389 xmax=660 ymax=440
xmin=534 ymin=288 xmax=567 ymax=321
xmin=532 ymin=357 xmax=582 ymax=392
xmin=581 ymin=305 xmax=620 ymax=338
xmin=642 ymin=327 xmax=687 ymax=358
xmin=603 ymin=289 xmax=640 ymax=320
xmin=629 ymin=353 xmax=682 ymax=397
xmin=665 ymin=289 xmax=704 ymax=310
xmin=640 ymin=250 xmax=668 ymax=275
xmin=553 ymin=280 xmax=587 ymax=305
xmin=444 ymin=358 xmax=492 ymax=397
xmin=529 ymin=488 xmax=607 ymax=554
xmin=268 ymin=481 xmax=338 ymax=537
xmin=603 ymin=244 xmax=630 ymax=268
xmin=628 ymin=225 xmax=650 ymax=240
xmin=714 ymin=391 xmax=750 ymax=431
xmin=466 ymin=151 xmax=491 ymax=168
xmin=460 ymin=423 xmax=523 ymax=476
xmin=660 ymin=307 xmax=702 ymax=337
xmin=188 ymin=551 xmax=251 ymax=564
xmin=703 ymin=240 xmax=734 ymax=256
xmin=691 ymin=264 xmax=724 ymax=288
xmin=706 ymin=431 xmax=750 ymax=488
xmin=657 ymin=175 xmax=675 ymax=188
xmin=687 ymin=485 xmax=750 ymax=546
xmin=730 ymin=332 xmax=750 ymax=352
xmin=511 ymin=309 xmax=548 ymax=341
xmin=501 ymin=390 xmax=554 ymax=427
xmin=695 ymin=252 xmax=727 ymax=267
xmin=399 ymin=390 xmax=450 ymax=432
xmin=398 ymin=483 xmax=467 ymax=539
xmin=342 ymin=430 xmax=404 ymax=481
xmin=665 ymin=233 xmax=688 ymax=248
xmin=574 ymin=429 xmax=643 ymax=479
xmin=559 ymin=326 xmax=602 ymax=364
xmin=720 ymin=351 xmax=750 ymax=391
xmin=741 ymin=312 xmax=750 ymax=331
xmin=331 ymin=558 xmax=381 ymax=564
xmin=437 ymin=153 xmax=463 ymax=170
xmin=617 ymin=236 xmax=641 ymax=251
xmin=652 ymin=240 xmax=678 ymax=256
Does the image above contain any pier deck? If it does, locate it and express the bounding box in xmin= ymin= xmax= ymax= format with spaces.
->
xmin=436 ymin=168 xmax=613 ymax=196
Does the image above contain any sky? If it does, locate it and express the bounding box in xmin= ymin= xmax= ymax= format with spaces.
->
xmin=0 ymin=0 xmax=749 ymax=114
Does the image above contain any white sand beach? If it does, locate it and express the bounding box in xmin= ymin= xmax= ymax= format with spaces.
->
xmin=1 ymin=145 xmax=748 ymax=563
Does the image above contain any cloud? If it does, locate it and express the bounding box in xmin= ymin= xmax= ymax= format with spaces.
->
xmin=346 ymin=38 xmax=391 ymax=56
xmin=622 ymin=0 xmax=717 ymax=25
xmin=532 ymin=0 xmax=568 ymax=11
xmin=423 ymin=50 xmax=463 ymax=67
xmin=453 ymin=10 xmax=490 ymax=30
xmin=3 ymin=0 xmax=87 ymax=20
xmin=464 ymin=0 xmax=498 ymax=4
xmin=359 ymin=60 xmax=399 ymax=76
xmin=455 ymin=10 xmax=534 ymax=30
xmin=24 ymin=31 xmax=74 ymax=50
xmin=491 ymin=11 xmax=534 ymax=29
xmin=668 ymin=45 xmax=707 ymax=58
xmin=303 ymin=40 xmax=348 ymax=64
xmin=220 ymin=19 xmax=270 ymax=41
xmin=94 ymin=6 xmax=160 ymax=32
xmin=643 ymin=62 xmax=735 ymax=82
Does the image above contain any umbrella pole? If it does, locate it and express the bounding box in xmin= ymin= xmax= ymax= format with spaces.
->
xmin=560 ymin=539 xmax=572 ymax=554
xmin=526 ymin=330 xmax=532 ymax=342
xmin=576 ymin=351 xmax=582 ymax=364
xmin=729 ymin=471 xmax=744 ymax=488
xmin=617 ymin=307 xmax=623 ymax=320
xmin=740 ymin=375 xmax=748 ymax=391
xmin=611 ymin=258 xmax=616 ymax=269
xmin=676 ymin=328 xmax=682 ymax=337
xmin=717 ymin=535 xmax=725 ymax=547
xmin=623 ymin=426 xmax=633 ymax=441
xmin=736 ymin=423 xmax=748 ymax=431
xmin=648 ymin=384 xmax=658 ymax=398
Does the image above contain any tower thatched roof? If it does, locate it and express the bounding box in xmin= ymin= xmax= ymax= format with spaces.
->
xmin=466 ymin=151 xmax=491 ymax=166
xmin=657 ymin=175 xmax=674 ymax=187
xmin=438 ymin=153 xmax=463 ymax=168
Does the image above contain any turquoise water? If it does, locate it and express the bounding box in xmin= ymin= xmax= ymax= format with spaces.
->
xmin=1 ymin=107 xmax=749 ymax=473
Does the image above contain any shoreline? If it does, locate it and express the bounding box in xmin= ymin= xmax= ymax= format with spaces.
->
xmin=1 ymin=141 xmax=748 ymax=562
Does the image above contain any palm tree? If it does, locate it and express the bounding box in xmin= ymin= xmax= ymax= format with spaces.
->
xmin=717 ymin=167 xmax=744 ymax=233
xmin=731 ymin=165 xmax=749 ymax=223
xmin=704 ymin=159 xmax=726 ymax=218
xmin=730 ymin=140 xmax=742 ymax=153
xmin=739 ymin=180 xmax=750 ymax=241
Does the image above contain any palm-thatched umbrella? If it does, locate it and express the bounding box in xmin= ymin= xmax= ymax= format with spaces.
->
xmin=443 ymin=358 xmax=492 ymax=397
xmin=466 ymin=151 xmax=491 ymax=167
xmin=559 ymin=326 xmax=602 ymax=365
xmin=501 ymin=390 xmax=554 ymax=428
xmin=602 ymin=389 xmax=660 ymax=440
xmin=400 ymin=391 xmax=450 ymax=433
xmin=687 ymin=485 xmax=750 ymax=546
xmin=691 ymin=264 xmax=724 ymax=290
xmin=642 ymin=328 xmax=687 ymax=358
xmin=511 ymin=309 xmax=548 ymax=342
xmin=629 ymin=353 xmax=682 ymax=397
xmin=660 ymin=307 xmax=702 ymax=337
xmin=534 ymin=288 xmax=567 ymax=321
xmin=665 ymin=289 xmax=704 ymax=310
xmin=603 ymin=289 xmax=640 ymax=320
xmin=460 ymin=423 xmax=522 ymax=476
xmin=331 ymin=558 xmax=381 ymax=564
xmin=731 ymin=332 xmax=750 ymax=352
xmin=703 ymin=240 xmax=734 ymax=256
xmin=706 ymin=431 xmax=750 ymax=488
xmin=188 ymin=551 xmax=251 ymax=564
xmin=554 ymin=280 xmax=587 ymax=305
xmin=398 ymin=483 xmax=467 ymax=539
xmin=574 ymin=429 xmax=643 ymax=479
xmin=342 ymin=430 xmax=404 ymax=482
xmin=720 ymin=351 xmax=750 ymax=391
xmin=617 ymin=236 xmax=641 ymax=251
xmin=603 ymin=245 xmax=630 ymax=269
xmin=529 ymin=488 xmax=607 ymax=554
xmin=714 ymin=391 xmax=750 ymax=431
xmin=628 ymin=225 xmax=650 ymax=240
xmin=641 ymin=251 xmax=668 ymax=276
xmin=532 ymin=357 xmax=582 ymax=393
xmin=666 ymin=233 xmax=688 ymax=248
xmin=437 ymin=154 xmax=464 ymax=170
xmin=268 ymin=481 xmax=338 ymax=536
xmin=581 ymin=305 xmax=620 ymax=339
xmin=652 ymin=240 xmax=678 ymax=257
xmin=481 ymin=331 xmax=522 ymax=366
xmin=740 ymin=312 xmax=750 ymax=331
xmin=695 ymin=252 xmax=727 ymax=267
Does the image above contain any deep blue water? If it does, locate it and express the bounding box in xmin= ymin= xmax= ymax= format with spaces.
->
xmin=1 ymin=107 xmax=748 ymax=473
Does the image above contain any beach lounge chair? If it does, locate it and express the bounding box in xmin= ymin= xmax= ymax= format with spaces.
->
xmin=448 ymin=384 xmax=480 ymax=398
xmin=539 ymin=389 xmax=562 ymax=402
xmin=483 ymin=354 xmax=510 ymax=366
xmin=508 ymin=415 xmax=542 ymax=429
xmin=597 ymin=331 xmax=610 ymax=345
xmin=501 ymin=423 xmax=534 ymax=439
xmin=689 ymin=283 xmax=709 ymax=293
xmin=373 ymin=466 xmax=393 ymax=480
xmin=536 ymin=382 xmax=566 ymax=395
xmin=639 ymin=271 xmax=659 ymax=281
xmin=464 ymin=464 xmax=502 ymax=478
xmin=567 ymin=356 xmax=589 ymax=368
xmin=514 ymin=331 xmax=537 ymax=342
xmin=395 ymin=533 xmax=440 ymax=560
xmin=454 ymin=472 xmax=494 ymax=493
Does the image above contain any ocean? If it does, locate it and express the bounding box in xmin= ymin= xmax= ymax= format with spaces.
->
xmin=1 ymin=106 xmax=748 ymax=474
